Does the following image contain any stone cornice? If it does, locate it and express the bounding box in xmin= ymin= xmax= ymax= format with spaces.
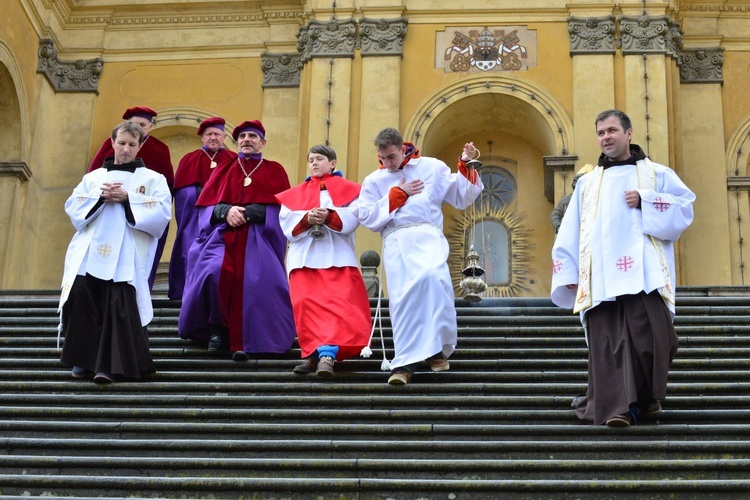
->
xmin=0 ymin=163 xmax=32 ymax=183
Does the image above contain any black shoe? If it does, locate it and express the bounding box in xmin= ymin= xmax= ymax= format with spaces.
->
xmin=232 ymin=351 xmax=249 ymax=362
xmin=207 ymin=325 xmax=229 ymax=352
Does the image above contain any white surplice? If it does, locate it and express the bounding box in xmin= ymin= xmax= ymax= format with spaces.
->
xmin=279 ymin=190 xmax=360 ymax=273
xmin=358 ymin=156 xmax=484 ymax=369
xmin=551 ymin=158 xmax=695 ymax=321
xmin=59 ymin=166 xmax=172 ymax=325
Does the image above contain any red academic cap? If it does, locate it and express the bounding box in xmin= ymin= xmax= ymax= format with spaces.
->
xmin=232 ymin=120 xmax=265 ymax=142
xmin=197 ymin=117 xmax=226 ymax=135
xmin=122 ymin=106 xmax=158 ymax=121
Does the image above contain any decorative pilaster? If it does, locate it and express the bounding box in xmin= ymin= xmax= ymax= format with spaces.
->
xmin=37 ymin=40 xmax=103 ymax=93
xmin=679 ymin=48 xmax=724 ymax=84
xmin=568 ymin=16 xmax=616 ymax=54
xmin=297 ymin=19 xmax=357 ymax=59
xmin=358 ymin=18 xmax=408 ymax=56
xmin=261 ymin=53 xmax=304 ymax=88
xmin=619 ymin=15 xmax=670 ymax=54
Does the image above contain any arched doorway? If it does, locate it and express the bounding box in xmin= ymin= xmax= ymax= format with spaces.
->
xmin=403 ymin=76 xmax=573 ymax=297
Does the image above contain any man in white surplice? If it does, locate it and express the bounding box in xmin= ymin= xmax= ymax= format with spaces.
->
xmin=358 ymin=127 xmax=484 ymax=385
xmin=59 ymin=121 xmax=172 ymax=383
xmin=551 ymin=110 xmax=695 ymax=426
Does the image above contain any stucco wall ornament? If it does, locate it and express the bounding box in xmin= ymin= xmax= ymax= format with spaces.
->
xmin=679 ymin=48 xmax=724 ymax=84
xmin=261 ymin=53 xmax=303 ymax=88
xmin=666 ymin=20 xmax=684 ymax=60
xmin=298 ymin=19 xmax=357 ymax=59
xmin=436 ymin=26 xmax=536 ymax=73
xmin=37 ymin=40 xmax=103 ymax=93
xmin=358 ymin=18 xmax=408 ymax=56
xmin=568 ymin=16 xmax=616 ymax=54
xmin=619 ymin=15 xmax=669 ymax=54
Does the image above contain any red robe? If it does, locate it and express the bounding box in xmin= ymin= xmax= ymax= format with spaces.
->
xmin=89 ymin=135 xmax=174 ymax=188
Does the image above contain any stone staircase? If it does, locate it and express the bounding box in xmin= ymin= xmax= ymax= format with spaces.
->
xmin=1 ymin=288 xmax=750 ymax=499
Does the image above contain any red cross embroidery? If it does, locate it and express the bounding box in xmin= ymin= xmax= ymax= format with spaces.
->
xmin=552 ymin=259 xmax=563 ymax=274
xmin=616 ymin=256 xmax=635 ymax=272
xmin=653 ymin=197 xmax=671 ymax=212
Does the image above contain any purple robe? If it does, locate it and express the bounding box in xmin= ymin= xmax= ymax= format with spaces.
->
xmin=178 ymin=204 xmax=295 ymax=353
xmin=168 ymin=186 xmax=201 ymax=299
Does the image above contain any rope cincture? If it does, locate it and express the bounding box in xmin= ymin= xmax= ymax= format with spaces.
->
xmin=360 ymin=258 xmax=391 ymax=371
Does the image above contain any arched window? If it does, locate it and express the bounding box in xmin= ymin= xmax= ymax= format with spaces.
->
xmin=467 ymin=219 xmax=510 ymax=286
xmin=477 ymin=166 xmax=516 ymax=210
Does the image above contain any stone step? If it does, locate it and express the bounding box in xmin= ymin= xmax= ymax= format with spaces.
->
xmin=3 ymin=455 xmax=750 ymax=482
xmin=1 ymin=474 xmax=748 ymax=499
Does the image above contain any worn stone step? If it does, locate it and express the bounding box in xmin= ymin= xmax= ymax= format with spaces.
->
xmin=1 ymin=474 xmax=749 ymax=500
xmin=5 ymin=455 xmax=750 ymax=481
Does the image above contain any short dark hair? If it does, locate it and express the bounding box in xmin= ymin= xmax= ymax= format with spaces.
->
xmin=111 ymin=121 xmax=145 ymax=144
xmin=595 ymin=109 xmax=632 ymax=132
xmin=308 ymin=144 xmax=337 ymax=162
xmin=374 ymin=127 xmax=404 ymax=150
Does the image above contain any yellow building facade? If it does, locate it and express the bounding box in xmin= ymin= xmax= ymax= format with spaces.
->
xmin=2 ymin=0 xmax=749 ymax=296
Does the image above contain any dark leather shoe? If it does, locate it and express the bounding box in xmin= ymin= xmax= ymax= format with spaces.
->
xmin=293 ymin=357 xmax=317 ymax=374
xmin=207 ymin=324 xmax=229 ymax=352
xmin=232 ymin=351 xmax=249 ymax=362
xmin=316 ymin=356 xmax=335 ymax=377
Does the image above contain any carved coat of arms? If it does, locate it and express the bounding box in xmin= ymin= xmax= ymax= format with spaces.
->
xmin=437 ymin=26 xmax=536 ymax=73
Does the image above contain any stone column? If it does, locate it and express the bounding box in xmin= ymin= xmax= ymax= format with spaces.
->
xmin=261 ymin=52 xmax=304 ymax=184
xmin=619 ymin=15 xmax=671 ymax=164
xmin=297 ymin=19 xmax=357 ymax=170
xmin=356 ymin=17 xmax=408 ymax=256
xmin=568 ymin=16 xmax=616 ymax=170
xmin=678 ymin=47 xmax=731 ymax=285
xmin=0 ymin=163 xmax=30 ymax=288
xmin=7 ymin=40 xmax=102 ymax=288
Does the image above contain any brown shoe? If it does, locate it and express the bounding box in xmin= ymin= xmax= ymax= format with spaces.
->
xmin=426 ymin=353 xmax=450 ymax=372
xmin=316 ymin=356 xmax=334 ymax=377
xmin=641 ymin=400 xmax=662 ymax=414
xmin=293 ymin=357 xmax=316 ymax=374
xmin=388 ymin=368 xmax=412 ymax=385
xmin=606 ymin=413 xmax=631 ymax=427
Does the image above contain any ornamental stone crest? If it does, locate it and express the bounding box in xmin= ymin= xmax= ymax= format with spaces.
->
xmin=296 ymin=19 xmax=356 ymax=60
xmin=261 ymin=52 xmax=303 ymax=88
xmin=37 ymin=39 xmax=103 ymax=93
xmin=358 ymin=18 xmax=408 ymax=56
xmin=436 ymin=26 xmax=537 ymax=73
xmin=619 ymin=15 xmax=669 ymax=54
xmin=679 ymin=48 xmax=724 ymax=84
xmin=568 ymin=16 xmax=616 ymax=54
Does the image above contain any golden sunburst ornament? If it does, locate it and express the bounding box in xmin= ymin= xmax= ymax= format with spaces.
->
xmin=449 ymin=202 xmax=533 ymax=298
